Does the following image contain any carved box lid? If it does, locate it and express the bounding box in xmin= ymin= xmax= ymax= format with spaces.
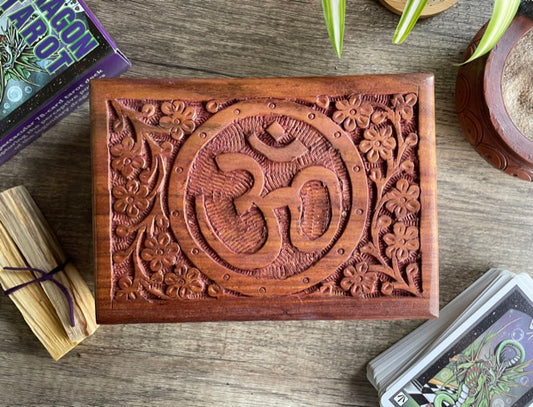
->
xmin=91 ymin=75 xmax=438 ymax=323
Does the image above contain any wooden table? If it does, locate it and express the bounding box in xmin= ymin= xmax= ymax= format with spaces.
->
xmin=1 ymin=1 xmax=531 ymax=405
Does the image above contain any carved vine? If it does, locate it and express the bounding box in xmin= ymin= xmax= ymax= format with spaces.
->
xmin=322 ymin=92 xmax=422 ymax=298
xmin=107 ymin=92 xmax=422 ymax=303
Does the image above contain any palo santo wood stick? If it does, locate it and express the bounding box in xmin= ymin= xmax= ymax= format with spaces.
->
xmin=0 ymin=221 xmax=80 ymax=360
xmin=0 ymin=186 xmax=97 ymax=343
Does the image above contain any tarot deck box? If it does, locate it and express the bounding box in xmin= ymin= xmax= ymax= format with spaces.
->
xmin=0 ymin=0 xmax=129 ymax=165
xmin=91 ymin=74 xmax=438 ymax=323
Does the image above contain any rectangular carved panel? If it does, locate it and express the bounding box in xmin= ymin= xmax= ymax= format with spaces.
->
xmin=91 ymin=75 xmax=438 ymax=323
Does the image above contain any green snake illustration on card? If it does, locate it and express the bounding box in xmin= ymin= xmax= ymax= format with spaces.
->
xmin=387 ymin=288 xmax=533 ymax=407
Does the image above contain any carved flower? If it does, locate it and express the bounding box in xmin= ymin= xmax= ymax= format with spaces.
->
xmin=141 ymin=233 xmax=180 ymax=272
xmin=385 ymin=179 xmax=421 ymax=218
xmin=392 ymin=93 xmax=417 ymax=121
xmin=165 ymin=266 xmax=205 ymax=298
xmin=332 ymin=94 xmax=373 ymax=131
xmin=112 ymin=180 xmax=149 ymax=218
xmin=383 ymin=222 xmax=419 ymax=262
xmin=340 ymin=262 xmax=377 ymax=297
xmin=159 ymin=100 xmax=196 ymax=139
xmin=110 ymin=137 xmax=145 ymax=178
xmin=115 ymin=276 xmax=136 ymax=301
xmin=359 ymin=126 xmax=396 ymax=163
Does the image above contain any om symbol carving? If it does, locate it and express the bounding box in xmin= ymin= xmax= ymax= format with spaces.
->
xmin=169 ymin=100 xmax=368 ymax=296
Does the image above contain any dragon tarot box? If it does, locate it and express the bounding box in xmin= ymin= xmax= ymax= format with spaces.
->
xmin=0 ymin=0 xmax=129 ymax=164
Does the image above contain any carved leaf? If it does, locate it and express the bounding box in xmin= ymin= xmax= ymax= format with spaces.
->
xmin=116 ymin=225 xmax=130 ymax=237
xmin=406 ymin=263 xmax=420 ymax=288
xmin=381 ymin=282 xmax=394 ymax=296
xmin=377 ymin=215 xmax=392 ymax=229
xmin=112 ymin=116 xmax=125 ymax=133
xmin=150 ymin=271 xmax=164 ymax=284
xmin=113 ymin=250 xmax=128 ymax=263
xmin=316 ymin=95 xmax=330 ymax=109
xmin=405 ymin=132 xmax=418 ymax=147
xmin=400 ymin=160 xmax=415 ymax=175
xmin=360 ymin=242 xmax=375 ymax=254
xmin=141 ymin=103 xmax=156 ymax=117
xmin=206 ymin=100 xmax=221 ymax=113
xmin=318 ymin=281 xmax=336 ymax=295
xmin=208 ymin=284 xmax=223 ymax=298
xmin=369 ymin=168 xmax=382 ymax=183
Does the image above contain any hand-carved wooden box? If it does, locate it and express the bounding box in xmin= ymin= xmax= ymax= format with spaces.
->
xmin=91 ymin=75 xmax=438 ymax=323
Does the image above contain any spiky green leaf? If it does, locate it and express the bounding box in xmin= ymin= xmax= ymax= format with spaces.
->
xmin=498 ymin=383 xmax=511 ymax=393
xmin=322 ymin=0 xmax=345 ymax=58
xmin=462 ymin=0 xmax=520 ymax=64
xmin=15 ymin=64 xmax=28 ymax=78
xmin=393 ymin=0 xmax=429 ymax=44
xmin=11 ymin=69 xmax=27 ymax=82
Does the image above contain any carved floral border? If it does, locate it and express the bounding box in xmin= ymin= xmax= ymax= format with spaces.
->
xmin=106 ymin=92 xmax=422 ymax=304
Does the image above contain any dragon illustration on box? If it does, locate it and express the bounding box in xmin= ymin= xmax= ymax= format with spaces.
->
xmin=0 ymin=20 xmax=44 ymax=105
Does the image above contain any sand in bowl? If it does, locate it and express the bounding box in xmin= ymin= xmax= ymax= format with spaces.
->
xmin=503 ymin=28 xmax=533 ymax=141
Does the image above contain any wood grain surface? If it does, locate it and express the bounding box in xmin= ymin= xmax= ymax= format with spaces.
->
xmin=0 ymin=0 xmax=531 ymax=405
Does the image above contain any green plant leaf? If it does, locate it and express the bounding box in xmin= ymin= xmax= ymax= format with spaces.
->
xmin=393 ymin=0 xmax=429 ymax=44
xmin=322 ymin=0 xmax=345 ymax=58
xmin=462 ymin=0 xmax=520 ymax=64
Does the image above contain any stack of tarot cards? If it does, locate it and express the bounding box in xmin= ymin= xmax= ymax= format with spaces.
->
xmin=368 ymin=269 xmax=533 ymax=407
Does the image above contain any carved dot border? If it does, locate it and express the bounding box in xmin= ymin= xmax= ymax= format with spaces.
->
xmin=168 ymin=100 xmax=369 ymax=296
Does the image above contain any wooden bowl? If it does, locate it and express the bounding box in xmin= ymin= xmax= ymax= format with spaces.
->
xmin=379 ymin=0 xmax=458 ymax=18
xmin=456 ymin=15 xmax=533 ymax=181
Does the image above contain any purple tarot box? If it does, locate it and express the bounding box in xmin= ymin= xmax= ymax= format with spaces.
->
xmin=0 ymin=0 xmax=130 ymax=165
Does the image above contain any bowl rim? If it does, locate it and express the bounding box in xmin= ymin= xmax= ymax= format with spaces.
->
xmin=484 ymin=15 xmax=533 ymax=164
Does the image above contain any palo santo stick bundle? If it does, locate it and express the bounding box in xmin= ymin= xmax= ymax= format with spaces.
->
xmin=0 ymin=222 xmax=76 ymax=360
xmin=0 ymin=186 xmax=97 ymax=359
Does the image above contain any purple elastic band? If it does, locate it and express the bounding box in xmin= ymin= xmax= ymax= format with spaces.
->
xmin=3 ymin=259 xmax=75 ymax=327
